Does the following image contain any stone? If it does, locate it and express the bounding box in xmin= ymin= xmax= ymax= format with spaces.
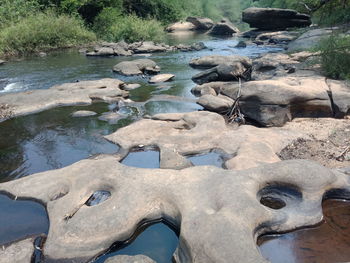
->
xmin=71 ymin=110 xmax=97 ymax=117
xmin=209 ymin=19 xmax=240 ymax=36
xmin=105 ymin=255 xmax=156 ymax=263
xmin=0 ymin=78 xmax=128 ymax=122
xmin=166 ymin=22 xmax=196 ymax=32
xmin=235 ymin=41 xmax=247 ymax=48
xmin=243 ymin=7 xmax=311 ymax=30
xmin=192 ymin=62 xmax=252 ymax=84
xmin=0 ymin=60 xmax=6 ymax=65
xmin=87 ymin=47 xmax=115 ymax=56
xmin=197 ymin=94 xmax=234 ymax=112
xmin=0 ymin=238 xmax=35 ymax=263
xmin=193 ymin=75 xmax=348 ymax=126
xmin=288 ymin=28 xmax=334 ymax=52
xmin=1 ymin=145 xmax=349 ymax=262
xmin=186 ymin=17 xmax=214 ymax=30
xmin=131 ymin=41 xmax=169 ymax=54
xmin=255 ymin=31 xmax=299 ymax=45
xmin=149 ymin=74 xmax=175 ymax=83
xmin=189 ymin=55 xmax=252 ymax=69
xmin=123 ymin=83 xmax=141 ymax=91
xmin=175 ymin=42 xmax=207 ymax=52
xmin=113 ymin=59 xmax=160 ymax=76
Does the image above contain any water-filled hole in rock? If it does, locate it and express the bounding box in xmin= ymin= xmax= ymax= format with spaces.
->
xmin=0 ymin=194 xmax=49 ymax=245
xmin=93 ymin=221 xmax=179 ymax=263
xmin=121 ymin=150 xmax=160 ymax=169
xmin=86 ymin=190 xmax=111 ymax=206
xmin=258 ymin=199 xmax=350 ymax=263
xmin=187 ymin=152 xmax=225 ymax=168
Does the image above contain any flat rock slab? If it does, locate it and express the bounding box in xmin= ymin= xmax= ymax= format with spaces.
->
xmin=0 ymin=238 xmax=35 ymax=263
xmin=71 ymin=110 xmax=97 ymax=117
xmin=288 ymin=28 xmax=334 ymax=52
xmin=243 ymin=7 xmax=311 ymax=30
xmin=105 ymin=111 xmax=303 ymax=170
xmin=0 ymin=78 xmax=129 ymax=122
xmin=113 ymin=59 xmax=160 ymax=76
xmin=105 ymin=255 xmax=156 ymax=263
xmin=1 ymin=156 xmax=349 ymax=263
xmin=190 ymin=55 xmax=252 ymax=69
xmin=149 ymin=74 xmax=175 ymax=83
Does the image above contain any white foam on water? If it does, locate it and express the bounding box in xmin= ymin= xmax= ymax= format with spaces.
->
xmin=0 ymin=82 xmax=26 ymax=93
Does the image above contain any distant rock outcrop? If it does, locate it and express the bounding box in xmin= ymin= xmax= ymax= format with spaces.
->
xmin=243 ymin=7 xmax=311 ymax=30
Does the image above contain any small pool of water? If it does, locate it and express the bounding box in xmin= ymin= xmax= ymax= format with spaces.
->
xmin=121 ymin=150 xmax=160 ymax=169
xmin=0 ymin=194 xmax=49 ymax=245
xmin=258 ymin=199 xmax=350 ymax=263
xmin=94 ymin=222 xmax=179 ymax=263
xmin=187 ymin=152 xmax=225 ymax=168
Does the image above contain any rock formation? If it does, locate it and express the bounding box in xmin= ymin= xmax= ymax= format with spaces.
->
xmin=113 ymin=59 xmax=160 ymax=76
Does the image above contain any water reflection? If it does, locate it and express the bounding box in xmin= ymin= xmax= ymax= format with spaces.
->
xmin=187 ymin=152 xmax=225 ymax=168
xmin=258 ymin=199 xmax=350 ymax=263
xmin=121 ymin=150 xmax=160 ymax=169
xmin=94 ymin=222 xmax=179 ymax=263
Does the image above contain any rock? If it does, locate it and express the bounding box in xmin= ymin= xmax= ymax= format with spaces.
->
xmin=0 ymin=78 xmax=128 ymax=122
xmin=209 ymin=19 xmax=240 ymax=36
xmin=186 ymin=17 xmax=214 ymax=30
xmin=149 ymin=74 xmax=175 ymax=83
xmin=123 ymin=83 xmax=141 ymax=91
xmin=190 ymin=55 xmax=252 ymax=69
xmin=194 ymin=75 xmax=344 ymax=126
xmin=98 ymin=112 xmax=123 ymax=124
xmin=192 ymin=62 xmax=252 ymax=84
xmin=166 ymin=21 xmax=196 ymax=32
xmin=0 ymin=238 xmax=35 ymax=263
xmin=113 ymin=59 xmax=160 ymax=76
xmin=197 ymin=94 xmax=234 ymax=112
xmin=175 ymin=42 xmax=207 ymax=52
xmin=86 ymin=42 xmax=133 ymax=57
xmin=0 ymin=60 xmax=6 ymax=65
xmin=71 ymin=110 xmax=97 ymax=117
xmin=288 ymin=28 xmax=334 ymax=52
xmin=243 ymin=7 xmax=311 ymax=30
xmin=87 ymin=47 xmax=114 ymax=56
xmin=131 ymin=41 xmax=169 ymax=54
xmin=255 ymin=31 xmax=299 ymax=45
xmin=105 ymin=255 xmax=156 ymax=263
xmin=38 ymin=52 xmax=47 ymax=57
xmin=235 ymin=41 xmax=247 ymax=48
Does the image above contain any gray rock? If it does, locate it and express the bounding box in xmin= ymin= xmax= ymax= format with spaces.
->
xmin=113 ymin=59 xmax=160 ymax=76
xmin=190 ymin=55 xmax=252 ymax=69
xmin=88 ymin=47 xmax=115 ymax=56
xmin=105 ymin=255 xmax=156 ymax=263
xmin=0 ymin=59 xmax=6 ymax=65
xmin=0 ymin=78 xmax=128 ymax=122
xmin=255 ymin=31 xmax=299 ymax=45
xmin=186 ymin=17 xmax=214 ymax=30
xmin=192 ymin=62 xmax=251 ymax=84
xmin=288 ymin=28 xmax=334 ymax=52
xmin=71 ymin=110 xmax=97 ymax=117
xmin=123 ymin=83 xmax=141 ymax=91
xmin=209 ymin=19 xmax=240 ymax=36
xmin=243 ymin=7 xmax=311 ymax=30
xmin=0 ymin=238 xmax=35 ymax=263
xmin=1 ymin=147 xmax=349 ymax=262
xmin=175 ymin=42 xmax=207 ymax=52
xmin=235 ymin=41 xmax=247 ymax=48
xmin=197 ymin=94 xmax=234 ymax=112
xmin=166 ymin=21 xmax=196 ymax=32
xmin=149 ymin=74 xmax=175 ymax=83
xmin=131 ymin=41 xmax=169 ymax=54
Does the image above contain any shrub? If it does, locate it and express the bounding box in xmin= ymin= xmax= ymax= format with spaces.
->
xmin=318 ymin=34 xmax=350 ymax=80
xmin=94 ymin=12 xmax=165 ymax=43
xmin=0 ymin=11 xmax=96 ymax=56
xmin=0 ymin=0 xmax=39 ymax=28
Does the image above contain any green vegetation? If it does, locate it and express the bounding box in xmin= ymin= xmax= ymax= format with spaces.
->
xmin=318 ymin=34 xmax=350 ymax=80
xmin=0 ymin=11 xmax=96 ymax=56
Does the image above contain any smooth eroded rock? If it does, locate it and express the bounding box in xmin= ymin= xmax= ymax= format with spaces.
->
xmin=190 ymin=55 xmax=252 ymax=69
xmin=186 ymin=17 xmax=214 ymax=30
xmin=0 ymin=238 xmax=35 ymax=263
xmin=209 ymin=19 xmax=240 ymax=35
xmin=113 ymin=59 xmax=160 ymax=76
xmin=71 ymin=110 xmax=97 ymax=118
xmin=166 ymin=22 xmax=196 ymax=32
xmin=105 ymin=255 xmax=156 ymax=263
xmin=149 ymin=74 xmax=175 ymax=84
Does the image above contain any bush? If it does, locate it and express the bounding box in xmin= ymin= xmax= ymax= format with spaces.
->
xmin=0 ymin=11 xmax=96 ymax=56
xmin=0 ymin=0 xmax=39 ymax=28
xmin=319 ymin=34 xmax=350 ymax=80
xmin=94 ymin=12 xmax=165 ymax=43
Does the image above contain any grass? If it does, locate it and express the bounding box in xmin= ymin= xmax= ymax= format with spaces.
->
xmin=0 ymin=11 xmax=96 ymax=56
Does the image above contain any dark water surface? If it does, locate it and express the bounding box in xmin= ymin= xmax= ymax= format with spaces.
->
xmin=258 ymin=199 xmax=350 ymax=263
xmin=94 ymin=222 xmax=179 ymax=263
xmin=0 ymin=194 xmax=49 ymax=245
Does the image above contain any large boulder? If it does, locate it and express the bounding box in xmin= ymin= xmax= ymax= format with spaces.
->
xmin=129 ymin=41 xmax=170 ymax=53
xmin=113 ymin=59 xmax=160 ymax=76
xmin=87 ymin=42 xmax=132 ymax=56
xmin=190 ymin=55 xmax=252 ymax=69
xmin=0 ymin=60 xmax=5 ymax=65
xmin=166 ymin=21 xmax=196 ymax=32
xmin=209 ymin=19 xmax=240 ymax=36
xmin=242 ymin=7 xmax=311 ymax=30
xmin=186 ymin=16 xmax=214 ymax=30
xmin=192 ymin=61 xmax=252 ymax=85
xmin=192 ymin=74 xmax=350 ymax=126
xmin=288 ymin=28 xmax=333 ymax=52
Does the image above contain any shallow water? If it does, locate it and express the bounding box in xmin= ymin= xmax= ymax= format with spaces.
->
xmin=258 ymin=199 xmax=350 ymax=263
xmin=122 ymin=150 xmax=160 ymax=169
xmin=187 ymin=152 xmax=225 ymax=168
xmin=0 ymin=194 xmax=49 ymax=245
xmin=94 ymin=222 xmax=179 ymax=263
